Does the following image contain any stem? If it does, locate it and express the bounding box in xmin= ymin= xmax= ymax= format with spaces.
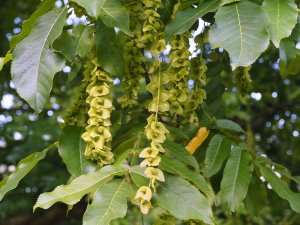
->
xmin=155 ymin=59 xmax=162 ymax=121
xmin=246 ymin=104 xmax=256 ymax=159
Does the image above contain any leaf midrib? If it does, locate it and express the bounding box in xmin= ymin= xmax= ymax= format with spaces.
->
xmin=101 ymin=2 xmax=128 ymax=34
xmin=229 ymin=149 xmax=242 ymax=209
xmin=206 ymin=136 xmax=222 ymax=171
xmin=36 ymin=169 xmax=127 ymax=208
xmin=160 ymin=160 xmax=209 ymax=195
xmin=235 ymin=3 xmax=243 ymax=64
xmin=97 ymin=180 xmax=125 ymax=225
xmin=276 ymin=0 xmax=280 ymax=40
xmin=74 ymin=27 xmax=86 ymax=57
xmin=159 ymin=183 xmax=211 ymax=223
xmin=95 ymin=0 xmax=109 ymax=17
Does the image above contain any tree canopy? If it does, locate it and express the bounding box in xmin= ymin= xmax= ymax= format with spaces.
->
xmin=1 ymin=0 xmax=300 ymax=224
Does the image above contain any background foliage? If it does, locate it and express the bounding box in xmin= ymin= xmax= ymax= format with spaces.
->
xmin=0 ymin=0 xmax=300 ymax=224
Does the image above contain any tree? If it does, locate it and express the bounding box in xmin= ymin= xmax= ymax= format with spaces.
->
xmin=1 ymin=0 xmax=300 ymax=224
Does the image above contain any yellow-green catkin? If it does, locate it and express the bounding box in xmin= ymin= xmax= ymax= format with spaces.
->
xmin=183 ymin=56 xmax=207 ymax=125
xmin=167 ymin=33 xmax=191 ymax=121
xmin=81 ymin=58 xmax=114 ymax=166
xmin=133 ymin=0 xmax=168 ymax=215
xmin=137 ymin=0 xmax=165 ymax=56
xmin=118 ymin=0 xmax=146 ymax=108
xmin=234 ymin=66 xmax=252 ymax=101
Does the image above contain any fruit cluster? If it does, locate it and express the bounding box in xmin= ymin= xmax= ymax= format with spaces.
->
xmin=82 ymin=58 xmax=114 ymax=166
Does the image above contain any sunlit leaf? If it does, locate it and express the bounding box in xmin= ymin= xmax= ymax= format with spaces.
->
xmin=11 ymin=8 xmax=67 ymax=113
xmin=10 ymin=0 xmax=55 ymax=49
xmin=34 ymin=165 xmax=129 ymax=210
xmin=209 ymin=1 xmax=269 ymax=69
xmin=163 ymin=140 xmax=199 ymax=170
xmin=160 ymin=155 xmax=214 ymax=201
xmin=155 ymin=175 xmax=214 ymax=224
xmin=262 ymin=0 xmax=298 ymax=48
xmin=83 ymin=179 xmax=133 ymax=225
xmin=0 ymin=52 xmax=12 ymax=71
xmin=0 ymin=143 xmax=57 ymax=201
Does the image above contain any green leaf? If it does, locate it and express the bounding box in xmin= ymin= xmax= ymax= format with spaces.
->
xmin=259 ymin=164 xmax=300 ymax=213
xmin=244 ymin=175 xmax=267 ymax=216
xmin=220 ymin=0 xmax=240 ymax=6
xmin=0 ymin=58 xmax=4 ymax=71
xmin=58 ymin=126 xmax=97 ymax=177
xmin=53 ymin=24 xmax=91 ymax=61
xmin=99 ymin=0 xmax=132 ymax=36
xmin=0 ymin=143 xmax=57 ymax=201
xmin=129 ymin=166 xmax=148 ymax=187
xmin=9 ymin=0 xmax=55 ymax=49
xmin=113 ymin=130 xmax=144 ymax=155
xmin=71 ymin=0 xmax=132 ymax=36
xmin=215 ymin=119 xmax=245 ymax=133
xmin=209 ymin=1 xmax=269 ymax=69
xmin=279 ymin=37 xmax=297 ymax=66
xmin=34 ymin=165 xmax=129 ymax=210
xmin=83 ymin=179 xmax=132 ymax=225
xmin=72 ymin=24 xmax=92 ymax=58
xmin=68 ymin=58 xmax=82 ymax=82
xmin=71 ymin=0 xmax=108 ymax=17
xmin=163 ymin=140 xmax=199 ymax=170
xmin=53 ymin=31 xmax=78 ymax=61
xmin=165 ymin=0 xmax=220 ymax=40
xmin=220 ymin=146 xmax=253 ymax=211
xmin=204 ymin=134 xmax=231 ymax=177
xmin=114 ymin=148 xmax=142 ymax=167
xmin=160 ymin=155 xmax=214 ymax=200
xmin=95 ymin=21 xmax=125 ymax=76
xmin=262 ymin=0 xmax=298 ymax=48
xmin=256 ymin=156 xmax=300 ymax=186
xmin=0 ymin=52 xmax=12 ymax=71
xmin=165 ymin=124 xmax=190 ymax=143
xmin=155 ymin=175 xmax=214 ymax=224
xmin=11 ymin=8 xmax=67 ymax=113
